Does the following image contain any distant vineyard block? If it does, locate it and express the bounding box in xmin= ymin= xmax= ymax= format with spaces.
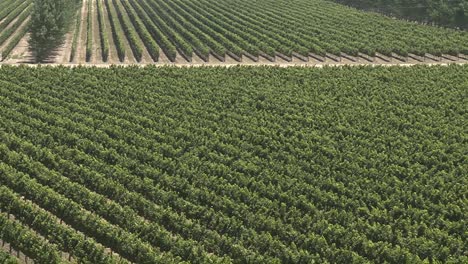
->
xmin=1 ymin=0 xmax=468 ymax=64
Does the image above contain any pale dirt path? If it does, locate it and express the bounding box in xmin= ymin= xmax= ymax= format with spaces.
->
xmin=113 ymin=0 xmax=136 ymax=64
xmin=0 ymin=0 xmax=29 ymax=26
xmin=1 ymin=240 xmax=28 ymax=264
xmin=0 ymin=15 xmax=23 ymax=45
xmin=2 ymin=60 xmax=467 ymax=68
xmin=0 ymin=17 xmax=29 ymax=51
xmin=113 ymin=0 xmax=151 ymax=63
xmin=156 ymin=47 xmax=173 ymax=64
xmin=54 ymin=32 xmax=73 ymax=64
xmin=0 ymin=197 xmax=127 ymax=264
xmin=0 ymin=211 xmax=73 ymax=264
xmin=75 ymin=0 xmax=88 ymax=63
xmin=3 ymin=30 xmax=34 ymax=64
xmin=110 ymin=0 xmax=136 ymax=64
xmin=101 ymin=0 xmax=120 ymax=64
xmin=91 ymin=0 xmax=102 ymax=64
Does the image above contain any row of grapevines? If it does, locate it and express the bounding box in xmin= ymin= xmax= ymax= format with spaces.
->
xmin=96 ymin=0 xmax=109 ymax=62
xmin=0 ymin=21 xmax=30 ymax=61
xmin=0 ymin=5 xmax=31 ymax=46
xmin=110 ymin=0 xmax=144 ymax=62
xmin=0 ymin=69 xmax=348 ymax=262
xmin=0 ymin=125 xmax=225 ymax=263
xmin=128 ymin=0 xmax=185 ymax=61
xmin=0 ymin=185 xmax=123 ymax=264
xmin=0 ymin=210 xmax=61 ymax=263
xmin=69 ymin=8 xmax=82 ymax=62
xmin=0 ymin=1 xmax=31 ymax=33
xmin=140 ymin=0 xmax=216 ymax=60
xmin=0 ymin=68 xmax=356 ymax=264
xmin=0 ymin=74 xmax=282 ymax=263
xmin=159 ymin=0 xmax=242 ymax=59
xmin=85 ymin=0 xmax=93 ymax=62
xmin=0 ymin=0 xmax=26 ymax=23
xmin=0 ymin=78 xmax=258 ymax=262
xmin=0 ymin=159 xmax=179 ymax=264
xmin=173 ymin=0 xmax=264 ymax=57
xmin=191 ymin=0 xmax=283 ymax=57
xmin=0 ymin=249 xmax=18 ymax=264
xmin=104 ymin=0 xmax=125 ymax=62
xmin=0 ymin=65 xmax=466 ymax=263
xmin=189 ymin=0 xmax=304 ymax=57
xmin=116 ymin=0 xmax=160 ymax=62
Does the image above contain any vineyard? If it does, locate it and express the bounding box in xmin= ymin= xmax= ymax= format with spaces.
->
xmin=1 ymin=0 xmax=468 ymax=64
xmin=0 ymin=65 xmax=467 ymax=263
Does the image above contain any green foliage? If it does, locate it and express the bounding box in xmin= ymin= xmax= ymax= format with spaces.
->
xmin=331 ymin=0 xmax=468 ymax=30
xmin=85 ymin=0 xmax=92 ymax=62
xmin=0 ymin=5 xmax=31 ymax=47
xmin=1 ymin=22 xmax=31 ymax=61
xmin=0 ymin=1 xmax=31 ymax=34
xmin=122 ymin=0 xmax=468 ymax=58
xmin=97 ymin=0 xmax=110 ymax=62
xmin=0 ymin=212 xmax=61 ymax=263
xmin=0 ymin=65 xmax=466 ymax=263
xmin=3 ymin=0 xmax=468 ymax=62
xmin=29 ymin=0 xmax=81 ymax=62
xmin=114 ymin=0 xmax=154 ymax=62
xmin=69 ymin=8 xmax=81 ymax=62
xmin=0 ymin=250 xmax=19 ymax=264
xmin=105 ymin=0 xmax=125 ymax=62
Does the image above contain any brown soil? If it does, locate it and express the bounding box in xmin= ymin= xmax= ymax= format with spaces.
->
xmin=3 ymin=31 xmax=34 ymax=64
xmin=156 ymin=48 xmax=172 ymax=64
xmin=91 ymin=0 xmax=102 ymax=64
xmin=101 ymin=0 xmax=119 ymax=64
xmin=53 ymin=32 xmax=73 ymax=64
xmin=190 ymin=52 xmax=206 ymax=64
xmin=75 ymin=0 xmax=88 ymax=63
xmin=0 ymin=10 xmax=32 ymax=54
xmin=111 ymin=0 xmax=136 ymax=64
xmin=1 ymin=1 xmax=464 ymax=67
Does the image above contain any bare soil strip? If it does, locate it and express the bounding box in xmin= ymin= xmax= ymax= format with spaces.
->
xmin=111 ymin=0 xmax=136 ymax=64
xmin=54 ymin=32 xmax=73 ymax=64
xmin=101 ymin=0 xmax=119 ymax=64
xmin=91 ymin=0 xmax=102 ymax=64
xmin=76 ymin=0 xmax=88 ymax=63
xmin=1 ymin=240 xmax=27 ymax=264
xmin=0 ymin=212 xmax=72 ymax=264
xmin=2 ymin=27 xmax=33 ymax=64
xmin=113 ymin=0 xmax=155 ymax=63
xmin=2 ymin=60 xmax=467 ymax=68
xmin=0 ymin=7 xmax=32 ymax=52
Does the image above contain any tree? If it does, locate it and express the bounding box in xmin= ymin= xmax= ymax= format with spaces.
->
xmin=29 ymin=0 xmax=80 ymax=62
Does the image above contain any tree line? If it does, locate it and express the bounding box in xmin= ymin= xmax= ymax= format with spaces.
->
xmin=29 ymin=0 xmax=81 ymax=62
xmin=331 ymin=0 xmax=468 ymax=30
